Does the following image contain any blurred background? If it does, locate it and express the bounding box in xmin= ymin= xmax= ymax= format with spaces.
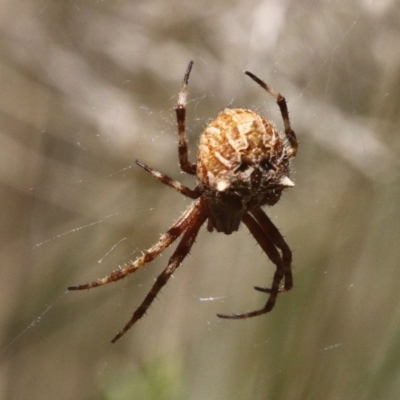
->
xmin=1 ymin=0 xmax=400 ymax=399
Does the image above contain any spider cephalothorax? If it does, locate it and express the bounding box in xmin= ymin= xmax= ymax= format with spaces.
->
xmin=69 ymin=61 xmax=298 ymax=343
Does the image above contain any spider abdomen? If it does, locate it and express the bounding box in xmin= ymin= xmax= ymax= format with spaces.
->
xmin=69 ymin=62 xmax=298 ymax=342
xmin=197 ymin=108 xmax=293 ymax=234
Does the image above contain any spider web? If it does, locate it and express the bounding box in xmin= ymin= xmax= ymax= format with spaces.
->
xmin=2 ymin=1 xmax=400 ymax=399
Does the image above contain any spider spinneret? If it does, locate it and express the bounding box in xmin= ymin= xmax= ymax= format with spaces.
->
xmin=69 ymin=61 xmax=298 ymax=343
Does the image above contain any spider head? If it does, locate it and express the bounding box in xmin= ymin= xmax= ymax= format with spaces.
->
xmin=201 ymin=172 xmax=293 ymax=234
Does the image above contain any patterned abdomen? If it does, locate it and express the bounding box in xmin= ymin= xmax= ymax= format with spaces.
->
xmin=196 ymin=108 xmax=293 ymax=234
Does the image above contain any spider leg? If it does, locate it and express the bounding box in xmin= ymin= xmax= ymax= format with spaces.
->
xmin=176 ymin=61 xmax=197 ymax=175
xmin=217 ymin=212 xmax=285 ymax=319
xmin=251 ymin=206 xmax=293 ymax=291
xmin=111 ymin=204 xmax=207 ymax=342
xmin=244 ymin=71 xmax=298 ymax=158
xmin=68 ymin=201 xmax=201 ymax=291
xmin=135 ymin=160 xmax=200 ymax=199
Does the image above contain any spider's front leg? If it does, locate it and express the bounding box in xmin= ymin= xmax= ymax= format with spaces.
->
xmin=251 ymin=206 xmax=293 ymax=291
xmin=68 ymin=202 xmax=201 ymax=291
xmin=217 ymin=211 xmax=289 ymax=319
xmin=111 ymin=202 xmax=207 ymax=343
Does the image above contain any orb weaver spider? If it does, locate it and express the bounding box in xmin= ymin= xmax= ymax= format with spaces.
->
xmin=69 ymin=61 xmax=298 ymax=343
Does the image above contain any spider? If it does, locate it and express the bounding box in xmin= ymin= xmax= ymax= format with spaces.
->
xmin=69 ymin=61 xmax=298 ymax=343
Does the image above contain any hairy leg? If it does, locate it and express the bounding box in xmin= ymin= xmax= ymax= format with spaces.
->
xmin=251 ymin=206 xmax=293 ymax=291
xmin=135 ymin=160 xmax=200 ymax=199
xmin=68 ymin=201 xmax=201 ymax=291
xmin=176 ymin=61 xmax=197 ymax=174
xmin=111 ymin=204 xmax=207 ymax=342
xmin=217 ymin=212 xmax=285 ymax=319
xmin=244 ymin=71 xmax=297 ymax=158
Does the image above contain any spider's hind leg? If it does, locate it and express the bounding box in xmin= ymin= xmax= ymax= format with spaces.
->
xmin=244 ymin=70 xmax=298 ymax=158
xmin=175 ymin=61 xmax=197 ymax=175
